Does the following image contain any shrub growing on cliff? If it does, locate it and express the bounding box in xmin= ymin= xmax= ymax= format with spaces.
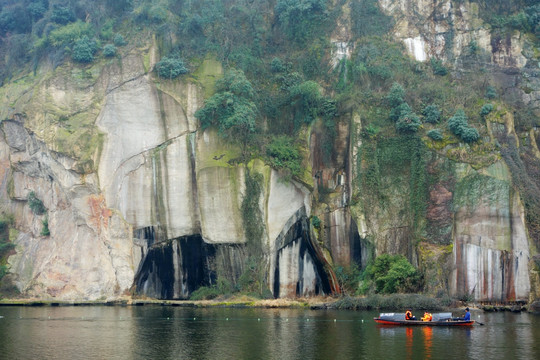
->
xmin=72 ymin=36 xmax=98 ymax=63
xmin=190 ymin=277 xmax=234 ymax=300
xmin=386 ymin=82 xmax=405 ymax=107
xmin=289 ymin=80 xmax=322 ymax=128
xmin=48 ymin=21 xmax=94 ymax=48
xmin=389 ymin=102 xmax=411 ymax=122
xmin=427 ymin=129 xmax=443 ymax=141
xmin=447 ymin=109 xmax=468 ymax=138
xmin=27 ymin=191 xmax=46 ymax=215
xmin=351 ymin=0 xmax=394 ymax=38
xmin=480 ymin=103 xmax=494 ymax=116
xmin=51 ymin=5 xmax=75 ymax=25
xmin=103 ymin=44 xmax=116 ymax=57
xmin=430 ymin=58 xmax=448 ymax=76
xmin=28 ymin=1 xmax=47 ymax=21
xmin=270 ymin=57 xmax=285 ymax=73
xmin=360 ymin=254 xmax=420 ymax=294
xmin=422 ymin=104 xmax=441 ymax=123
xmin=266 ymin=136 xmax=302 ymax=178
xmin=461 ymin=127 xmax=480 ymax=143
xmin=113 ymin=34 xmax=127 ymax=46
xmin=311 ymin=215 xmax=321 ymax=229
xmin=447 ymin=109 xmax=480 ymax=143
xmin=155 ymin=56 xmax=188 ymax=79
xmin=238 ymin=257 xmax=271 ymax=298
xmin=485 ymin=85 xmax=497 ymax=99
xmin=189 ymin=286 xmax=220 ymax=300
xmin=195 ymin=69 xmax=257 ymax=158
xmin=335 ymin=264 xmax=361 ymax=295
xmin=396 ymin=111 xmax=421 ymax=133
xmin=275 ymin=0 xmax=328 ymax=43
xmin=0 ymin=215 xmax=15 ymax=258
xmin=41 ymin=216 xmax=50 ymax=236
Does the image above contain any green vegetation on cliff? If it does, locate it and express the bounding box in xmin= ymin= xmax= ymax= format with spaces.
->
xmin=0 ymin=214 xmax=15 ymax=283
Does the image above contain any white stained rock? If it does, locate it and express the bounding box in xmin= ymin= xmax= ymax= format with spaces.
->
xmin=97 ymin=76 xmax=164 ymax=205
xmin=277 ymin=240 xmax=319 ymax=298
xmin=450 ymin=166 xmax=530 ymax=302
xmin=161 ymin=138 xmax=199 ymax=239
xmin=331 ymin=41 xmax=352 ymax=68
xmin=328 ymin=208 xmax=354 ymax=266
xmin=198 ymin=166 xmax=245 ymax=244
xmin=267 ymin=170 xmax=311 ymax=247
xmin=403 ymin=36 xmax=428 ymax=62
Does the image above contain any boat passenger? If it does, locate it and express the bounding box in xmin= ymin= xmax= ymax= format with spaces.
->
xmin=462 ymin=307 xmax=471 ymax=321
xmin=405 ymin=310 xmax=416 ymax=320
xmin=421 ymin=312 xmax=432 ymax=322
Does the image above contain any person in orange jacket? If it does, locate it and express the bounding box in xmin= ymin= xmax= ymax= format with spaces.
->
xmin=405 ymin=310 xmax=416 ymax=320
xmin=422 ymin=312 xmax=432 ymax=321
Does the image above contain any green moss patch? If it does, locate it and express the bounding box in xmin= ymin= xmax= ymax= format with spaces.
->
xmin=191 ymin=56 xmax=223 ymax=99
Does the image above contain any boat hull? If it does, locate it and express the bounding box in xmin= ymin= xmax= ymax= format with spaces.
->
xmin=374 ymin=318 xmax=475 ymax=326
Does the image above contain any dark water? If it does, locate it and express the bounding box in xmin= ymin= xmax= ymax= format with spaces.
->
xmin=0 ymin=306 xmax=538 ymax=360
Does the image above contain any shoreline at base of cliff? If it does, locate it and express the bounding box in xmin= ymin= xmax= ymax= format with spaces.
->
xmin=1 ymin=294 xmax=535 ymax=313
xmin=2 ymin=294 xmax=529 ymax=312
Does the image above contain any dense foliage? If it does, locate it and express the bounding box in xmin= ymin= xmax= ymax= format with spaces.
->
xmin=72 ymin=36 xmax=98 ymax=63
xmin=427 ymin=129 xmax=443 ymax=141
xmin=360 ymin=254 xmax=421 ymax=294
xmin=155 ymin=56 xmax=188 ymax=79
xmin=447 ymin=110 xmax=480 ymax=143
xmin=102 ymin=44 xmax=116 ymax=57
xmin=0 ymin=215 xmax=15 ymax=283
xmin=195 ymin=69 xmax=257 ymax=157
xmin=275 ymin=0 xmax=328 ymax=43
xmin=266 ymin=136 xmax=302 ymax=178
xmin=422 ymin=105 xmax=441 ymax=124
xmin=27 ymin=191 xmax=46 ymax=215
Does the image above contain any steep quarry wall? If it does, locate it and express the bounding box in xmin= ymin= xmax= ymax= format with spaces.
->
xmin=379 ymin=0 xmax=539 ymax=116
xmin=0 ymin=119 xmax=134 ymax=299
xmin=0 ymin=46 xmax=328 ymax=299
xmin=0 ymin=0 xmax=538 ymax=304
xmin=450 ymin=163 xmax=531 ymax=302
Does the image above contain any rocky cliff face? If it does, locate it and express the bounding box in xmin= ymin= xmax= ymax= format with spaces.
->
xmin=0 ymin=46 xmax=325 ymax=300
xmin=347 ymin=0 xmax=539 ymax=303
xmin=0 ymin=0 xmax=538 ymax=303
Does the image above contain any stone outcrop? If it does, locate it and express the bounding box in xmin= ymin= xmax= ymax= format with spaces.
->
xmin=1 ymin=120 xmax=134 ymax=300
xmin=450 ymin=163 xmax=530 ymax=302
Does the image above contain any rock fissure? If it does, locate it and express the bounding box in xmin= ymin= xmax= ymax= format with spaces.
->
xmin=109 ymin=129 xmax=199 ymax=186
xmin=105 ymin=74 xmax=147 ymax=95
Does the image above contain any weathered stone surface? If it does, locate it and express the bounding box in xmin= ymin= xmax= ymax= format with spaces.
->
xmin=450 ymin=163 xmax=530 ymax=301
xmin=2 ymin=120 xmax=134 ymax=300
xmin=272 ymin=214 xmax=330 ymax=298
xmin=2 ymin=120 xmax=28 ymax=152
xmin=325 ymin=208 xmax=362 ymax=267
xmin=381 ymin=0 xmax=527 ymax=68
xmin=134 ymin=235 xmax=246 ymax=299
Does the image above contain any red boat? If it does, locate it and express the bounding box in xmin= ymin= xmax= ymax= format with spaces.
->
xmin=374 ymin=312 xmax=475 ymax=326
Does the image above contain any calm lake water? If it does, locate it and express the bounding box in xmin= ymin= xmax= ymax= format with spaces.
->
xmin=0 ymin=306 xmax=538 ymax=360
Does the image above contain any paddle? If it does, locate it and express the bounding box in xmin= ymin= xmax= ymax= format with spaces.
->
xmin=476 ymin=320 xmax=485 ymax=325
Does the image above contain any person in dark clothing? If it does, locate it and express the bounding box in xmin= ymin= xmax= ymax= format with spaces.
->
xmin=405 ymin=310 xmax=416 ymax=320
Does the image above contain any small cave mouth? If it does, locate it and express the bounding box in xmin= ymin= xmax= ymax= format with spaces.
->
xmin=272 ymin=217 xmax=332 ymax=298
xmin=133 ymin=234 xmax=216 ymax=300
xmin=133 ymin=217 xmax=337 ymax=300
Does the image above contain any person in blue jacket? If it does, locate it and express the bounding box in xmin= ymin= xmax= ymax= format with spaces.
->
xmin=463 ymin=307 xmax=471 ymax=320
